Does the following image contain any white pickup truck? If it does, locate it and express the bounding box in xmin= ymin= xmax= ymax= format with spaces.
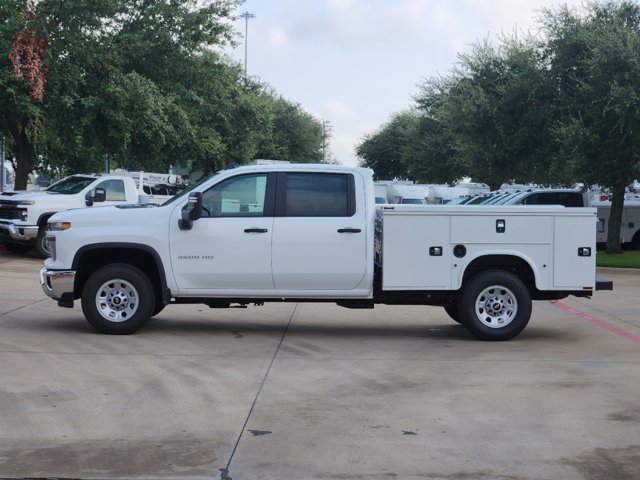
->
xmin=40 ymin=164 xmax=610 ymax=341
xmin=0 ymin=173 xmax=178 ymax=257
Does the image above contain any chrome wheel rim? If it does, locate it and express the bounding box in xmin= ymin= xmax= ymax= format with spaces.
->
xmin=474 ymin=285 xmax=518 ymax=328
xmin=95 ymin=278 xmax=139 ymax=322
xmin=40 ymin=235 xmax=50 ymax=255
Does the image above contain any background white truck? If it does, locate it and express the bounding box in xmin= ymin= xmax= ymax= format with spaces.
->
xmin=0 ymin=172 xmax=180 ymax=257
xmin=594 ymin=201 xmax=640 ymax=250
xmin=40 ymin=164 xmax=610 ymax=341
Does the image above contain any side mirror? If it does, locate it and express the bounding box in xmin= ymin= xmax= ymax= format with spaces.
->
xmin=85 ymin=187 xmax=106 ymax=206
xmin=179 ymin=192 xmax=203 ymax=230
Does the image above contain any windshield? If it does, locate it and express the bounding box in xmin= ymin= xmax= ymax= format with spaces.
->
xmin=46 ymin=176 xmax=96 ymax=194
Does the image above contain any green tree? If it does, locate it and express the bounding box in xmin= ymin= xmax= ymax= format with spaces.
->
xmin=404 ymin=77 xmax=466 ymax=185
xmin=432 ymin=36 xmax=555 ymax=190
xmin=255 ymin=94 xmax=325 ymax=163
xmin=1 ymin=0 xmax=240 ymax=189
xmin=543 ymin=1 xmax=640 ymax=253
xmin=355 ymin=111 xmax=417 ymax=180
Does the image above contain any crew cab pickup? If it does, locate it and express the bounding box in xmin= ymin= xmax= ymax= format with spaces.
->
xmin=1 ymin=173 xmax=177 ymax=258
xmin=40 ymin=164 xmax=610 ymax=341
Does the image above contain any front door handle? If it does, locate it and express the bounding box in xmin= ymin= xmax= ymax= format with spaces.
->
xmin=244 ymin=228 xmax=268 ymax=233
xmin=338 ymin=228 xmax=361 ymax=233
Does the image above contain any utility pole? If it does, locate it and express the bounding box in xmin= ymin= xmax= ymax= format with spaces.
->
xmin=240 ymin=11 xmax=255 ymax=80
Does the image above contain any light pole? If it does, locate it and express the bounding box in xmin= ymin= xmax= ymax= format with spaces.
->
xmin=240 ymin=11 xmax=255 ymax=80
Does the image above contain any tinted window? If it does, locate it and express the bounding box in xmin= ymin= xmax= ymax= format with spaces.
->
xmin=202 ymin=174 xmax=267 ymax=217
xmin=520 ymin=192 xmax=583 ymax=207
xmin=283 ymin=173 xmax=353 ymax=217
xmin=557 ymin=192 xmax=583 ymax=207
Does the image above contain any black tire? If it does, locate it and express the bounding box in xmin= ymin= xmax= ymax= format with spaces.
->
xmin=34 ymin=226 xmax=50 ymax=258
xmin=458 ymin=269 xmax=532 ymax=341
xmin=443 ymin=304 xmax=462 ymax=324
xmin=151 ymin=302 xmax=166 ymax=317
xmin=4 ymin=243 xmax=32 ymax=254
xmin=631 ymin=231 xmax=640 ymax=251
xmin=81 ymin=263 xmax=155 ymax=334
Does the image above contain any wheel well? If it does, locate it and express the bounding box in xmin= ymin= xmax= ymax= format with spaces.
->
xmin=37 ymin=213 xmax=55 ymax=228
xmin=631 ymin=230 xmax=640 ymax=250
xmin=462 ymin=255 xmax=536 ymax=291
xmin=73 ymin=247 xmax=165 ymax=304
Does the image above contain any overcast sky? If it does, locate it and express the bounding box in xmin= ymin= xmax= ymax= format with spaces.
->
xmin=225 ymin=0 xmax=583 ymax=167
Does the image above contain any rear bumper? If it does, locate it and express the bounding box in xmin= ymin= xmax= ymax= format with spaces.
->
xmin=595 ymin=276 xmax=613 ymax=291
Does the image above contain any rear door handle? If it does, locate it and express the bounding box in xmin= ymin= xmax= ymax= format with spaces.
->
xmin=338 ymin=228 xmax=361 ymax=233
xmin=244 ymin=228 xmax=268 ymax=233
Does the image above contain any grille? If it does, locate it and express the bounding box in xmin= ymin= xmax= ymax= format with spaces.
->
xmin=0 ymin=204 xmax=22 ymax=220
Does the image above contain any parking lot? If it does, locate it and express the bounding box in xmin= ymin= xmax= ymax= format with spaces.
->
xmin=1 ymin=249 xmax=639 ymax=480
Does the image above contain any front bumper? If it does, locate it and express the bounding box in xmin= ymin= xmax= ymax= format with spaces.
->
xmin=40 ymin=267 xmax=76 ymax=302
xmin=0 ymin=222 xmax=39 ymax=242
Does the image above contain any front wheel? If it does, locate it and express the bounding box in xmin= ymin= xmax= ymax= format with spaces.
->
xmin=34 ymin=226 xmax=50 ymax=258
xmin=458 ymin=270 xmax=532 ymax=341
xmin=81 ymin=264 xmax=155 ymax=334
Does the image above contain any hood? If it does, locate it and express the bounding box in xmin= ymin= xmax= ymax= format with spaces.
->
xmin=49 ymin=202 xmax=169 ymax=226
xmin=0 ymin=190 xmax=52 ymax=201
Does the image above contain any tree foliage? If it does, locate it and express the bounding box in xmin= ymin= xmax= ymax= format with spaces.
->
xmin=356 ymin=111 xmax=417 ymax=181
xmin=0 ymin=0 xmax=327 ymax=189
xmin=543 ymin=1 xmax=640 ymax=252
xmin=356 ymin=1 xmax=640 ymax=251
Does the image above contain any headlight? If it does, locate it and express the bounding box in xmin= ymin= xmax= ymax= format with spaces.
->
xmin=48 ymin=221 xmax=71 ymax=231
xmin=16 ymin=200 xmax=36 ymax=205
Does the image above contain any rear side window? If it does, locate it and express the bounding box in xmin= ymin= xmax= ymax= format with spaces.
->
xmin=278 ymin=173 xmax=355 ymax=217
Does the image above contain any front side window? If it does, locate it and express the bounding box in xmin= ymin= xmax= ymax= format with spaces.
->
xmin=202 ymin=174 xmax=267 ymax=217
xmin=93 ymin=179 xmax=127 ymax=201
xmin=283 ymin=173 xmax=353 ymax=217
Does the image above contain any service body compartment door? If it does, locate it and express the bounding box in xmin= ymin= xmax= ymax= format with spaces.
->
xmin=382 ymin=213 xmax=452 ymax=289
xmin=451 ymin=215 xmax=553 ymax=244
xmin=553 ymin=216 xmax=596 ymax=288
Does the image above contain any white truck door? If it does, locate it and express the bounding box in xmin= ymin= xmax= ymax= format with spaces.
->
xmin=169 ymin=173 xmax=275 ymax=291
xmin=271 ymin=172 xmax=367 ymax=290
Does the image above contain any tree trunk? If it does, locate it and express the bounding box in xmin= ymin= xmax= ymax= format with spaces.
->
xmin=7 ymin=119 xmax=34 ymax=190
xmin=605 ymin=181 xmax=626 ymax=254
xmin=488 ymin=180 xmax=503 ymax=191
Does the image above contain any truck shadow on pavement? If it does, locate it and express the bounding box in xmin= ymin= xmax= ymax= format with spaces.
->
xmin=40 ymin=315 xmax=573 ymax=343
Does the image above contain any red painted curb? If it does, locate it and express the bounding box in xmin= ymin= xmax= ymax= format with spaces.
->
xmin=552 ymin=301 xmax=640 ymax=346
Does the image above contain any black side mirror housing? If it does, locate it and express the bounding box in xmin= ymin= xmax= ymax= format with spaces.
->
xmin=179 ymin=192 xmax=203 ymax=230
xmin=86 ymin=187 xmax=106 ymax=206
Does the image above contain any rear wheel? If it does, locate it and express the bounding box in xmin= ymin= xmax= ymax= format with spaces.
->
xmin=443 ymin=304 xmax=462 ymax=324
xmin=459 ymin=270 xmax=531 ymax=341
xmin=81 ymin=264 xmax=154 ymax=334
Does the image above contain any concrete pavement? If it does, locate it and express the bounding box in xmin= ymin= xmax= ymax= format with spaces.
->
xmin=0 ymin=250 xmax=639 ymax=479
